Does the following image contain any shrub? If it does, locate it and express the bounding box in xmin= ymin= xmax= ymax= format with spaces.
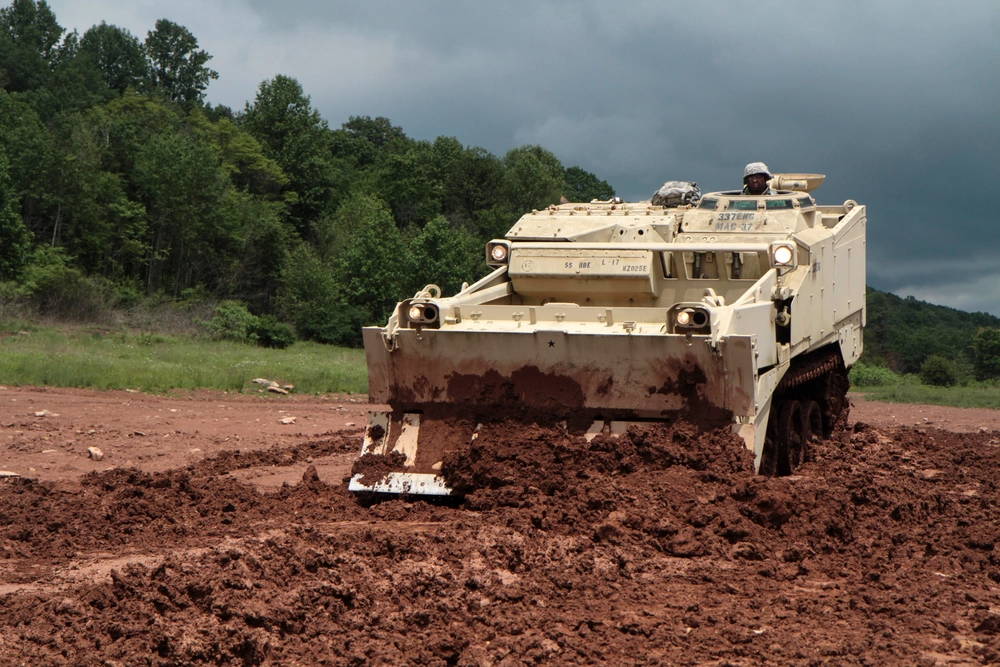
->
xmin=113 ymin=282 xmax=144 ymax=309
xmin=204 ymin=300 xmax=259 ymax=343
xmin=850 ymin=362 xmax=900 ymax=387
xmin=251 ymin=315 xmax=296 ymax=349
xmin=920 ymin=355 xmax=958 ymax=387
xmin=0 ymin=280 xmax=25 ymax=319
xmin=294 ymin=300 xmax=368 ymax=347
xmin=20 ymin=248 xmax=116 ymax=321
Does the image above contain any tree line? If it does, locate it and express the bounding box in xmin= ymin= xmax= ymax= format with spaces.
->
xmin=0 ymin=0 xmax=613 ymax=344
xmin=863 ymin=288 xmax=1000 ymax=384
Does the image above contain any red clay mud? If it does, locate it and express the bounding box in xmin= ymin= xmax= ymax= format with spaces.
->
xmin=1 ymin=387 xmax=998 ymax=664
xmin=349 ymin=450 xmax=406 ymax=484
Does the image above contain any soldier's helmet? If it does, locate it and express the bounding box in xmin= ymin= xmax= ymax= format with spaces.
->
xmin=743 ymin=162 xmax=771 ymax=181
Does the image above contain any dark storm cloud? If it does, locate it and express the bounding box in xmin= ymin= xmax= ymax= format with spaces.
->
xmin=49 ymin=0 xmax=1000 ymax=314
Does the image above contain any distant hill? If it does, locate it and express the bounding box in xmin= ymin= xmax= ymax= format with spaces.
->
xmin=862 ymin=287 xmax=1000 ymax=373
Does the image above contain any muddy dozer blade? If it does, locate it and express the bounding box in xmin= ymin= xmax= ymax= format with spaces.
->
xmin=349 ymin=327 xmax=759 ymax=496
xmin=348 ymin=471 xmax=450 ymax=495
xmin=346 ymin=411 xmax=645 ymax=496
xmin=348 ymin=412 xmax=454 ymax=496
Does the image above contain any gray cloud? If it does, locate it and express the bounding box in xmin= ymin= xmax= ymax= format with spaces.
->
xmin=47 ymin=0 xmax=1000 ymax=314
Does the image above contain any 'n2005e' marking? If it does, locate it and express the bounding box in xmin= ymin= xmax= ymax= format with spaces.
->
xmin=622 ymin=264 xmax=648 ymax=272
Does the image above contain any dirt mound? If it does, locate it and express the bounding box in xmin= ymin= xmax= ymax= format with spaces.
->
xmin=2 ymin=419 xmax=999 ymax=664
xmin=443 ymin=420 xmax=751 ymax=495
xmin=0 ymin=434 xmax=365 ymax=564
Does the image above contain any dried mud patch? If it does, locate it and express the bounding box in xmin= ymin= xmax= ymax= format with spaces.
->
xmin=2 ymin=420 xmax=999 ymax=664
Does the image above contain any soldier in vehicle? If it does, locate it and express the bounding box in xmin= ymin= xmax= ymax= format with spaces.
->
xmin=742 ymin=162 xmax=774 ymax=195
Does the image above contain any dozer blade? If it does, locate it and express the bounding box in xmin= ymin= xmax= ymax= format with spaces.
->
xmin=348 ymin=471 xmax=450 ymax=495
xmin=365 ymin=328 xmax=757 ymax=417
xmin=350 ymin=327 xmax=759 ymax=496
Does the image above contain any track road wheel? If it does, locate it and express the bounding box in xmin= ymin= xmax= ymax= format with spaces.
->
xmin=776 ymin=400 xmax=804 ymax=476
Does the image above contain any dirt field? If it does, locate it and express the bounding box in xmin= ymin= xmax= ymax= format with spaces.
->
xmin=1 ymin=386 xmax=998 ymax=664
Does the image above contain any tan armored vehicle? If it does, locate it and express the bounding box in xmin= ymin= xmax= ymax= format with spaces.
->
xmin=350 ymin=173 xmax=866 ymax=495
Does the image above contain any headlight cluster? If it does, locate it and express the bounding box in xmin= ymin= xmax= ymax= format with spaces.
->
xmin=407 ymin=302 xmax=439 ymax=325
xmin=671 ymin=305 xmax=710 ymax=333
xmin=486 ymin=240 xmax=511 ymax=267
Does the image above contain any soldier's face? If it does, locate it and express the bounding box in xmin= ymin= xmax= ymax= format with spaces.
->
xmin=746 ymin=173 xmax=768 ymax=193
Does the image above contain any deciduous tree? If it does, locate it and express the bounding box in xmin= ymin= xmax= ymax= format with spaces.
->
xmin=972 ymin=327 xmax=1000 ymax=380
xmin=0 ymin=0 xmax=63 ymax=92
xmin=240 ymin=75 xmax=336 ymax=238
xmin=405 ymin=214 xmax=480 ymax=297
xmin=79 ymin=22 xmax=148 ymax=93
xmin=330 ymin=192 xmax=405 ymax=323
xmin=502 ymin=145 xmax=564 ymax=215
xmin=132 ymin=129 xmax=226 ymax=292
xmin=0 ymin=147 xmax=32 ymax=280
xmin=144 ymin=19 xmax=217 ymax=106
xmin=563 ymin=165 xmax=614 ymax=202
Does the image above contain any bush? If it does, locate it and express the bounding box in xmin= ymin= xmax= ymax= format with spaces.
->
xmin=204 ymin=300 xmax=259 ymax=343
xmin=295 ymin=300 xmax=369 ymax=347
xmin=0 ymin=280 xmax=26 ymax=319
xmin=850 ymin=362 xmax=900 ymax=387
xmin=251 ymin=315 xmax=296 ymax=349
xmin=920 ymin=355 xmax=958 ymax=387
xmin=20 ymin=248 xmax=116 ymax=321
xmin=204 ymin=301 xmax=297 ymax=349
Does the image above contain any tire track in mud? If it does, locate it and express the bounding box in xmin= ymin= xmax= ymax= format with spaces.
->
xmin=1 ymin=420 xmax=998 ymax=664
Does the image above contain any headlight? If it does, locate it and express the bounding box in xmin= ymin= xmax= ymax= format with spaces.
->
xmin=672 ymin=306 xmax=710 ymax=332
xmin=770 ymin=242 xmax=796 ymax=269
xmin=486 ymin=240 xmax=511 ymax=266
xmin=407 ymin=302 xmax=438 ymax=324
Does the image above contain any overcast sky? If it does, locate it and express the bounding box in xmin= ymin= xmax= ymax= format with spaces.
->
xmin=47 ymin=0 xmax=1000 ymax=315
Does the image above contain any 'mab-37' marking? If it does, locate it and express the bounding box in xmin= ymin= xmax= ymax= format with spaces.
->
xmin=715 ymin=212 xmax=757 ymax=231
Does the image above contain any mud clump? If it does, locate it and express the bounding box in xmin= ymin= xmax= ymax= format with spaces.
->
xmin=2 ymin=421 xmax=1000 ymax=664
xmin=350 ymin=450 xmax=406 ymax=483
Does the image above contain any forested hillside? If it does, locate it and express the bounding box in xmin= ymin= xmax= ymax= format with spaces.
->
xmin=0 ymin=1 xmax=613 ymax=344
xmin=863 ymin=287 xmax=1000 ymax=380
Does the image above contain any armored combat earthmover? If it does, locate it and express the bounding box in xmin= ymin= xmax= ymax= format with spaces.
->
xmin=350 ymin=173 xmax=866 ymax=495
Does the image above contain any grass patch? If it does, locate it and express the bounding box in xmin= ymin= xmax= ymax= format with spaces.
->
xmin=855 ymin=383 xmax=1000 ymax=410
xmin=851 ymin=360 xmax=1000 ymax=409
xmin=0 ymin=325 xmax=367 ymax=394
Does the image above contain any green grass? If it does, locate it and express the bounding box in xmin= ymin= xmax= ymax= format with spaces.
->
xmin=854 ymin=383 xmax=1000 ymax=410
xmin=0 ymin=325 xmax=367 ymax=394
xmin=850 ymin=360 xmax=1000 ymax=409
